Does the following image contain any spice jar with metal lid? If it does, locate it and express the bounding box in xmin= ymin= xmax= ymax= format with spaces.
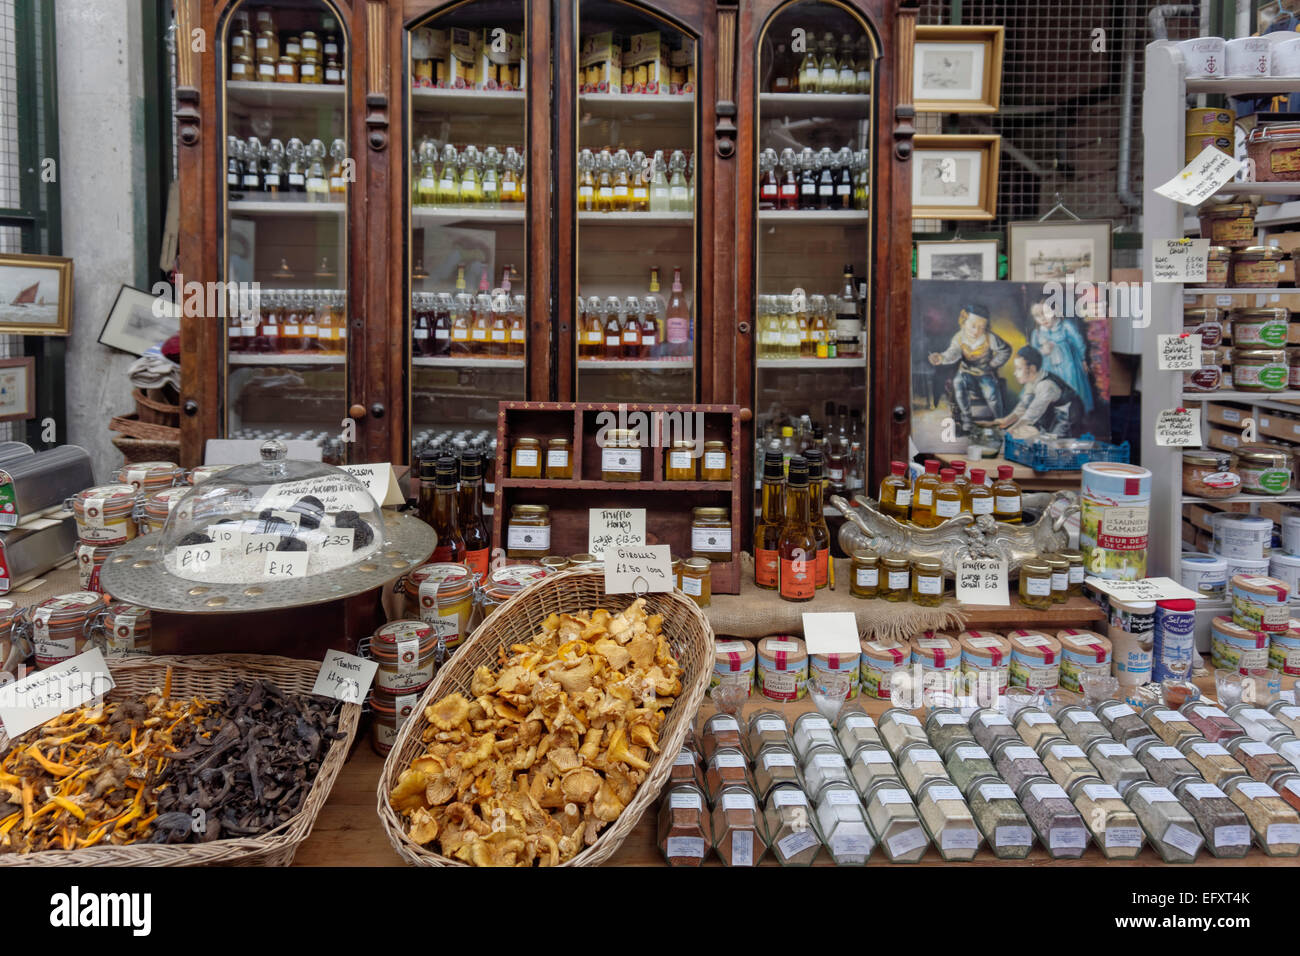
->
xmin=1068 ymin=777 xmax=1143 ymax=859
xmin=544 ymin=438 xmax=572 ymax=479
xmin=970 ymin=707 xmax=1020 ymax=752
xmin=878 ymin=707 xmax=927 ymax=756
xmin=700 ymin=713 xmax=744 ymax=761
xmin=1132 ymin=739 xmax=1201 ymax=789
xmin=1271 ymin=700 xmax=1300 ymax=735
xmin=1084 ymin=739 xmax=1149 ymax=795
xmin=600 ymin=429 xmax=643 ymax=481
xmin=1182 ymin=450 xmax=1240 ymax=499
xmin=657 ymin=783 xmax=711 ymax=866
xmin=836 ymin=709 xmax=880 ymax=753
xmin=1221 ymin=777 xmax=1300 ymax=856
xmin=1036 ymin=740 xmax=1098 ymax=792
xmin=1272 ymin=773 xmax=1300 ymax=813
xmin=1236 ymin=444 xmax=1293 ymax=495
xmin=113 ymin=460 xmax=184 ymax=493
xmin=474 ymin=563 xmax=548 ymax=624
xmin=792 ymin=713 xmax=837 ymax=761
xmin=95 ymin=603 xmax=151 ymax=658
xmin=815 ymin=783 xmax=874 ymax=865
xmin=1017 ymin=559 xmax=1052 ymax=610
xmin=925 ymin=708 xmax=976 ymax=756
xmin=964 ymin=777 xmax=1033 ymax=859
xmin=1126 ymin=781 xmax=1205 ymax=863
xmin=701 ymin=440 xmax=731 ymax=481
xmin=764 ymin=785 xmax=823 ymax=865
xmin=1182 ymin=700 xmax=1247 ymax=743
xmin=704 ymin=748 xmax=754 ymax=803
xmin=510 ymin=437 xmax=543 ymax=478
xmin=370 ymin=686 xmax=422 ymax=756
xmin=850 ymin=743 xmax=899 ymax=798
xmin=1232 ymin=246 xmax=1287 ymax=288
xmin=1043 ymin=554 xmax=1070 ymax=604
xmin=30 ymin=592 xmax=110 ymax=669
xmin=668 ymin=748 xmax=706 ymax=790
xmin=69 ymin=483 xmax=140 ymax=546
xmin=1015 ymin=707 xmax=1065 ymax=749
xmin=568 ymin=553 xmax=601 ymax=569
xmin=992 ymin=739 xmax=1051 ymax=793
xmin=1232 ymin=307 xmax=1290 ymax=347
xmin=138 ymin=486 xmax=191 ymax=535
xmin=754 ymin=743 xmax=802 ymax=798
xmin=1179 ymin=737 xmax=1248 ymax=788
xmin=664 ymin=440 xmax=697 ymax=481
xmin=402 ymin=562 xmax=475 ymax=652
xmin=368 ymin=620 xmax=437 ymax=694
xmin=745 ymin=708 xmax=789 ymax=756
xmin=690 ymin=508 xmax=731 ymax=562
xmin=897 ymin=742 xmax=951 ymax=797
xmin=879 ymin=554 xmax=910 ymax=602
xmin=1197 ymin=201 xmax=1257 ymax=248
xmin=943 ymin=742 xmax=997 ymax=794
xmin=1224 ymin=736 xmax=1295 ymax=783
xmin=1171 ymin=778 xmax=1252 ymax=858
xmin=1016 ymin=777 xmax=1089 ymax=859
xmin=505 ymin=504 xmax=550 ymax=559
xmin=916 ymin=778 xmax=981 ymax=861
xmin=1143 ymin=706 xmax=1202 ymax=747
xmin=802 ymin=744 xmax=853 ymax=798
xmin=1096 ymin=699 xmax=1157 ymax=747
xmin=1056 ymin=705 xmax=1110 ymax=748
xmin=1233 ymin=347 xmax=1289 ymax=391
xmin=1226 ymin=703 xmax=1291 ymax=743
xmin=849 ymin=549 xmax=880 ymax=599
xmin=911 ymin=558 xmax=945 ymax=607
xmin=864 ymin=778 xmax=929 ymax=862
xmin=680 ymin=557 xmax=711 ymax=607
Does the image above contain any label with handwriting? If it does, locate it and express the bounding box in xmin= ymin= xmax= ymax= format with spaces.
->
xmin=263 ymin=552 xmax=308 ymax=579
xmin=604 ymin=544 xmax=672 ymax=595
xmin=1157 ymin=333 xmax=1201 ymax=371
xmin=0 ymin=649 xmax=115 ymax=738
xmin=1154 ymin=146 xmax=1243 ymax=206
xmin=588 ymin=508 xmax=646 ymax=559
xmin=1155 ymin=408 xmax=1201 ymax=447
xmin=312 ymin=649 xmax=378 ymax=704
xmin=955 ymin=557 xmax=1008 ymax=606
xmin=1152 ymin=238 xmax=1209 ymax=283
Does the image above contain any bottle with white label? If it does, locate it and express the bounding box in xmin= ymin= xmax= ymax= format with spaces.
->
xmin=912 ymin=458 xmax=941 ymax=528
xmin=993 ymin=465 xmax=1023 ymax=524
xmin=932 ymin=467 xmax=962 ymax=524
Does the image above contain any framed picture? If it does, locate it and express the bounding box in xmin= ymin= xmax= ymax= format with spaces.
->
xmin=916 ymin=239 xmax=999 ymax=281
xmin=911 ymin=135 xmax=1000 ymax=220
xmin=0 ymin=253 xmax=72 ymax=335
xmin=0 ymin=357 xmax=36 ymax=422
xmin=98 ymin=284 xmax=182 ymax=357
xmin=1007 ymin=220 xmax=1113 ymax=283
xmin=914 ymin=25 xmax=1005 ymax=114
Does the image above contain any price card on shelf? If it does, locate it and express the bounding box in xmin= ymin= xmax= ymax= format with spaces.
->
xmin=1154 ymin=146 xmax=1243 ymax=206
xmin=263 ymin=551 xmax=308 ymax=580
xmin=0 ymin=649 xmax=114 ymax=738
xmin=588 ymin=508 xmax=646 ymax=559
xmin=1152 ymin=238 xmax=1209 ymax=283
xmin=801 ymin=612 xmax=861 ymax=656
xmin=1157 ymin=334 xmax=1202 ymax=371
xmin=1155 ymin=408 xmax=1201 ymax=447
xmin=175 ymin=542 xmax=219 ymax=575
xmin=341 ymin=463 xmax=406 ymax=507
xmin=320 ymin=527 xmax=355 ymax=555
xmin=956 ymin=556 xmax=1010 ymax=606
xmin=312 ymin=649 xmax=377 ymax=705
xmin=207 ymin=523 xmax=241 ymax=548
xmin=1084 ymin=577 xmax=1201 ymax=603
xmin=243 ymin=534 xmax=280 ymax=557
xmin=604 ymin=545 xmax=673 ymax=595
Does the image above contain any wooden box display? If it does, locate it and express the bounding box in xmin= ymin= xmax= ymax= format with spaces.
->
xmin=492 ymin=401 xmax=743 ymax=593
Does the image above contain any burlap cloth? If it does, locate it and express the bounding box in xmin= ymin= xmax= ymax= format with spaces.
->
xmin=708 ymin=554 xmax=968 ymax=642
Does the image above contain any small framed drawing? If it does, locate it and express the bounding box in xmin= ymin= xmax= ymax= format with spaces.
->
xmin=1007 ymin=220 xmax=1113 ymax=283
xmin=0 ymin=253 xmax=72 ymax=335
xmin=914 ymin=25 xmax=1005 ymax=113
xmin=916 ymin=239 xmax=999 ymax=281
xmin=98 ymin=284 xmax=181 ymax=357
xmin=911 ymin=135 xmax=1000 ymax=220
xmin=0 ymin=357 xmax=36 ymax=422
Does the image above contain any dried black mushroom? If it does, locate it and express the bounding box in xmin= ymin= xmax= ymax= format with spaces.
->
xmin=333 ymin=509 xmax=374 ymax=550
xmin=176 ymin=531 xmax=214 ymax=547
xmin=276 ymin=535 xmax=307 ymax=552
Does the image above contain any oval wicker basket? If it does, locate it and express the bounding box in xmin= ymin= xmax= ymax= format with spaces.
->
xmin=376 ymin=567 xmax=713 ymax=867
xmin=0 ymin=654 xmax=359 ymax=867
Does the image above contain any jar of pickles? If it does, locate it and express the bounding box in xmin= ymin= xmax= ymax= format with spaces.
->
xmin=1018 ymin=560 xmax=1053 ymax=610
xmin=690 ymin=508 xmax=732 ymax=562
xmin=911 ymin=558 xmax=945 ymax=606
xmin=510 ymin=437 xmax=543 ymax=478
xmin=665 ymin=441 xmax=697 ymax=481
xmin=506 ymin=504 xmax=551 ymax=559
xmin=401 ymin=563 xmax=476 ymax=653
xmin=702 ymin=440 xmax=731 ymax=481
xmin=850 ymin=550 xmax=880 ymax=598
xmin=545 ymin=438 xmax=572 ymax=479
xmin=600 ymin=429 xmax=643 ymax=481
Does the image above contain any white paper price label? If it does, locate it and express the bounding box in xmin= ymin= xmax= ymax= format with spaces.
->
xmin=1152 ymin=238 xmax=1210 ymax=283
xmin=588 ymin=508 xmax=646 ymax=559
xmin=955 ymin=556 xmax=1008 ymax=606
xmin=312 ymin=650 xmax=378 ymax=704
xmin=176 ymin=542 xmax=219 ymax=574
xmin=1154 ymin=146 xmax=1244 ymax=206
xmin=1157 ymin=334 xmax=1202 ymax=370
xmin=263 ymin=552 xmax=308 ymax=580
xmin=0 ymin=649 xmax=115 ymax=738
xmin=1155 ymin=408 xmax=1201 ymax=447
xmin=320 ymin=527 xmax=355 ymax=554
xmin=1083 ymin=576 xmax=1201 ymax=603
xmin=604 ymin=544 xmax=673 ymax=595
xmin=801 ymin=611 xmax=860 ymax=656
xmin=207 ymin=523 xmax=241 ymax=547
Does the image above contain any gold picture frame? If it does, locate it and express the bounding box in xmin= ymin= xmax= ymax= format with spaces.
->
xmin=911 ymin=135 xmax=1001 ymax=220
xmin=0 ymin=253 xmax=72 ymax=335
xmin=914 ymin=25 xmax=1005 ymax=114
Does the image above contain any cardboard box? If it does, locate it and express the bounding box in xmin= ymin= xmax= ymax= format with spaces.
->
xmin=449 ymin=28 xmax=481 ymax=89
xmin=1258 ymin=502 xmax=1300 ymax=525
xmin=580 ymin=31 xmax=622 ymax=93
xmin=624 ymin=32 xmax=669 ymax=94
xmin=1206 ymin=401 xmax=1251 ymax=428
xmin=1258 ymin=411 xmax=1300 ymax=444
xmin=1269 ymin=231 xmax=1300 ymax=256
xmin=670 ymin=43 xmax=694 ymax=94
xmin=1207 ymin=426 xmax=1244 ymax=453
xmin=478 ymin=29 xmax=522 ymax=90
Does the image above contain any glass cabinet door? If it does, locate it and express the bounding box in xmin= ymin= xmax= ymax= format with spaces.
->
xmin=407 ymin=2 xmax=529 ymax=464
xmin=220 ymin=0 xmax=350 ymax=463
xmin=574 ymin=0 xmax=698 ymax=402
xmin=752 ymin=0 xmax=875 ymax=497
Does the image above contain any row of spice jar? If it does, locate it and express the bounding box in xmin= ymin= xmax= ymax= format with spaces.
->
xmin=508 ymin=435 xmax=731 ymax=482
xmin=0 ymin=592 xmax=153 ymax=674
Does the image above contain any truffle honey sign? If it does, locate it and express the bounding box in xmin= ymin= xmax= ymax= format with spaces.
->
xmin=588 ymin=508 xmax=646 ymax=559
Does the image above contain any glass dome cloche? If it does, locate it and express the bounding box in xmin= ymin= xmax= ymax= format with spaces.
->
xmin=158 ymin=439 xmax=387 ymax=584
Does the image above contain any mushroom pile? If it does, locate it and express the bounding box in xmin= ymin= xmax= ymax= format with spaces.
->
xmin=389 ymin=597 xmax=684 ymax=866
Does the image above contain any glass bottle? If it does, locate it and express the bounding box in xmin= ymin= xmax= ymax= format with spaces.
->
xmin=437 ymin=144 xmax=460 ymax=206
xmin=754 ymin=450 xmax=785 ymax=589
xmin=816 ymin=147 xmax=836 ymax=210
xmin=853 ymin=150 xmax=870 ymax=210
xmin=226 ymin=136 xmax=245 ymax=191
xmin=778 ymin=456 xmax=816 ymax=603
xmin=649 ymin=150 xmax=671 ymax=212
xmin=575 ymin=296 xmax=594 ymax=359
xmin=519 ymin=150 xmax=527 ymax=201
xmin=630 ymin=150 xmax=650 ymax=211
xmin=757 ymin=296 xmax=781 ymax=360
xmin=805 ymin=449 xmax=832 ymax=590
xmin=759 ymin=147 xmax=779 ymax=209
xmin=855 ymin=36 xmax=873 ymax=94
xmin=771 ymin=40 xmax=793 ymax=93
xmin=795 ymin=292 xmax=813 ymax=358
xmin=912 ymin=459 xmax=941 ymax=528
xmin=809 ymin=294 xmax=829 ymax=359
xmin=665 ymin=267 xmax=690 ymax=358
xmin=279 ymin=289 xmax=303 ymax=351
xmin=432 ymin=292 xmax=453 ymax=357
xmin=621 ymin=296 xmax=643 ymax=358
xmin=284 ymin=138 xmax=307 ymax=194
xmin=838 ymin=35 xmax=857 ymax=93
xmin=501 ymin=147 xmax=522 ymax=203
xmin=420 ymin=455 xmax=465 ymax=564
xmin=778 ymin=148 xmax=799 ymax=210
xmin=595 ymin=150 xmax=615 ymax=212
xmin=450 ymin=291 xmax=472 ymax=357
xmin=242 ymin=137 xmax=264 ymax=192
xmin=933 ymin=467 xmax=962 ymax=524
xmin=639 ymin=299 xmax=659 ymax=359
xmin=471 ymin=290 xmax=492 ymax=357
xmin=993 ymin=465 xmax=1023 ymax=524
xmin=950 ymin=460 xmax=972 ymax=511
xmin=798 ymin=36 xmax=820 ymax=93
xmin=480 ymin=146 xmax=501 ymax=208
xmin=835 ymin=147 xmax=855 ymax=210
xmin=612 ymin=149 xmax=632 ymax=211
xmin=603 ymin=296 xmax=624 ymax=359
xmin=577 ymin=148 xmax=596 ymax=212
xmin=798 ymin=148 xmax=818 ymax=210
xmin=834 ymin=265 xmax=861 ymax=358
xmin=668 ymin=151 xmax=691 ymax=212
xmin=780 ymin=296 xmax=801 ymax=359
xmin=879 ymin=460 xmax=912 ymax=521
xmin=509 ymin=293 xmax=526 ymax=358
xmin=411 ymin=292 xmax=432 ymax=356
xmin=255 ymin=289 xmax=280 ymax=353
xmin=646 ymin=267 xmax=667 ymax=350
xmin=457 ymin=451 xmax=490 ymax=581
xmin=331 ymin=289 xmax=348 ymax=353
xmin=489 ymin=291 xmax=509 ymax=357
xmin=967 ymin=467 xmax=993 ymax=518
xmin=299 ymin=290 xmax=322 ymax=352
xmin=820 ymin=32 xmax=840 ymax=93
xmin=259 ymin=138 xmax=284 ymax=196
xmin=305 ymin=139 xmax=330 ymax=202
xmin=328 ymin=138 xmax=348 ymax=198
xmin=415 ymin=142 xmax=439 ymax=206
xmin=228 ymin=289 xmax=247 ymax=353
xmin=458 ymin=145 xmax=483 ymax=204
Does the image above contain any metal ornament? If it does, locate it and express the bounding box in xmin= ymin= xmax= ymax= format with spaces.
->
xmin=829 ymin=492 xmax=1079 ymax=576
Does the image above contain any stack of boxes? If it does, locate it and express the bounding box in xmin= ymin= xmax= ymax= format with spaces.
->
xmin=580 ymin=30 xmax=694 ymax=95
xmin=409 ymin=25 xmax=524 ymax=90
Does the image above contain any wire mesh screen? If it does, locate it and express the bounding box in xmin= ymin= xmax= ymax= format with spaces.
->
xmin=915 ymin=0 xmax=1202 ymax=236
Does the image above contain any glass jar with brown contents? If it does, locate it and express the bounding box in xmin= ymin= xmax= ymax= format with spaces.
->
xmin=702 ymin=440 xmax=731 ymax=481
xmin=1044 ymin=554 xmax=1070 ymax=604
xmin=506 ymin=504 xmax=550 ymax=559
xmin=545 ymin=438 xmax=572 ymax=479
xmin=911 ymin=558 xmax=945 ymax=607
xmin=665 ymin=441 xmax=697 ymax=481
xmin=680 ymin=557 xmax=711 ymax=607
xmin=275 ymin=55 xmax=299 ymax=83
xmin=850 ymin=549 xmax=880 ymax=599
xmin=881 ymin=554 xmax=910 ymax=602
xmin=511 ymin=437 xmax=543 ymax=478
xmin=691 ymin=507 xmax=732 ymax=562
xmin=255 ymin=55 xmax=277 ymax=82
xmin=601 ymin=429 xmax=643 ymax=481
xmin=657 ymin=783 xmax=712 ymax=866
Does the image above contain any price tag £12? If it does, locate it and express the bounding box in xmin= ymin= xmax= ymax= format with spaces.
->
xmin=263 ymin=551 xmax=308 ymax=580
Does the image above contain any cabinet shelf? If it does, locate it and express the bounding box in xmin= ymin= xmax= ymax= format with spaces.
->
xmin=500 ymin=477 xmax=731 ymax=491
xmin=229 ymin=199 xmax=345 ymax=216
xmin=411 ymin=206 xmax=525 ymax=225
xmin=758 ymin=209 xmax=870 ymax=224
xmin=757 ymin=358 xmax=865 ymax=369
xmin=413 ymin=356 xmax=526 ymax=369
xmin=1211 ymin=182 xmax=1300 ymax=199
xmin=411 ymin=87 xmax=526 ymax=114
xmin=1187 ymin=76 xmax=1300 ymax=94
xmin=1181 ymin=288 xmax=1292 ymax=297
xmin=578 ymin=92 xmax=694 ymax=119
xmin=228 ymin=353 xmax=344 ymax=366
xmin=1181 ymin=390 xmax=1300 ymax=403
xmin=578 ymin=359 xmax=693 ymax=369
xmin=1183 ymin=492 xmax=1300 ymax=505
xmin=225 ymin=80 xmax=345 ymax=110
xmin=759 ymin=92 xmax=872 ymax=116
xmin=577 ymin=211 xmax=693 ymax=225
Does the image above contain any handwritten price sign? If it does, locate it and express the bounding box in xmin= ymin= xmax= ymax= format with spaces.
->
xmin=956 ymin=557 xmax=1009 ymax=606
xmin=588 ymin=508 xmax=646 ymax=559
xmin=604 ymin=545 xmax=673 ymax=594
xmin=263 ymin=552 xmax=308 ymax=580
xmin=0 ymin=649 xmax=115 ymax=737
xmin=312 ymin=649 xmax=377 ymax=704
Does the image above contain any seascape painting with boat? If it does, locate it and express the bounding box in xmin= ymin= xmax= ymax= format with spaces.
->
xmin=0 ymin=256 xmax=71 ymax=333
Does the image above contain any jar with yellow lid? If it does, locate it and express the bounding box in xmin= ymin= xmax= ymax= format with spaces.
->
xmin=681 ymin=557 xmax=712 ymax=607
xmin=540 ymin=556 xmax=570 ymax=573
xmin=1232 ymin=246 xmax=1286 ymax=289
xmin=474 ymin=564 xmax=549 ymax=625
xmin=138 ymin=486 xmax=191 ymax=535
xmin=401 ymin=563 xmax=476 ymax=653
xmin=850 ymin=550 xmax=880 ymax=599
xmin=94 ymin=603 xmax=152 ymax=658
xmin=601 ymin=429 xmax=643 ymax=481
xmin=881 ymin=554 xmax=910 ymax=603
xmin=1043 ymin=554 xmax=1070 ymax=604
xmin=1058 ymin=548 xmax=1085 ymax=597
xmin=1233 ymin=348 xmax=1289 ymax=392
xmin=369 ymin=620 xmax=438 ymax=695
xmin=69 ymin=483 xmax=140 ymax=547
xmin=113 ymin=460 xmax=184 ymax=494
xmin=1019 ymin=559 xmax=1053 ymax=610
xmin=370 ymin=686 xmax=422 ymax=756
xmin=911 ymin=558 xmax=945 ymax=607
xmin=665 ymin=441 xmax=698 ymax=481
xmin=511 ymin=437 xmax=543 ymax=478
xmin=506 ymin=504 xmax=551 ymax=558
xmin=30 ymin=592 xmax=110 ymax=670
xmin=691 ymin=507 xmax=732 ymax=562
xmin=545 ymin=438 xmax=573 ymax=479
xmin=702 ymin=441 xmax=731 ymax=481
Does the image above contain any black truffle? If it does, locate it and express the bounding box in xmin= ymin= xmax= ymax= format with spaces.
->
xmin=176 ymin=531 xmax=213 ymax=546
xmin=276 ymin=536 xmax=307 ymax=552
xmin=334 ymin=510 xmax=374 ymax=550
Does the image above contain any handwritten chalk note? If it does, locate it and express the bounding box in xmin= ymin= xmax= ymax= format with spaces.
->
xmin=1158 ymin=334 xmax=1202 ymax=370
xmin=1152 ymin=238 xmax=1209 ymax=283
xmin=604 ymin=544 xmax=673 ymax=594
xmin=0 ymin=649 xmax=115 ymax=738
xmin=263 ymin=551 xmax=308 ymax=579
xmin=1154 ymin=147 xmax=1244 ymax=206
xmin=1085 ymin=576 xmax=1201 ymax=603
xmin=956 ymin=557 xmax=1009 ymax=606
xmin=802 ymin=612 xmax=861 ymax=656
xmin=588 ymin=508 xmax=646 ymax=559
xmin=1156 ymin=408 xmax=1202 ymax=447
xmin=312 ymin=649 xmax=377 ymax=704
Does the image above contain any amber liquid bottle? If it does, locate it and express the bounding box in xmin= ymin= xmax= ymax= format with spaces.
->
xmin=754 ymin=451 xmax=785 ymax=589
xmin=911 ymin=458 xmax=941 ymax=528
xmin=457 ymin=452 xmax=490 ymax=580
xmin=420 ymin=455 xmax=465 ymax=563
xmin=967 ymin=467 xmax=994 ymax=519
xmin=993 ymin=465 xmax=1023 ymax=524
xmin=932 ymin=467 xmax=962 ymax=525
xmin=950 ymin=460 xmax=972 ymax=513
xmin=778 ymin=456 xmax=817 ymax=603
xmin=878 ymin=460 xmax=912 ymax=521
xmin=805 ymin=449 xmax=832 ymax=589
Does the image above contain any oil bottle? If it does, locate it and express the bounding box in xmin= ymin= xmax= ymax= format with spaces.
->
xmin=912 ymin=458 xmax=941 ymax=528
xmin=806 ymin=449 xmax=833 ymax=589
xmin=932 ymin=467 xmax=963 ymax=525
xmin=878 ymin=460 xmax=912 ymax=521
xmin=993 ymin=465 xmax=1023 ymax=523
xmin=778 ymin=456 xmax=817 ymax=602
xmin=967 ymin=467 xmax=994 ymax=518
xmin=754 ymin=450 xmax=785 ymax=589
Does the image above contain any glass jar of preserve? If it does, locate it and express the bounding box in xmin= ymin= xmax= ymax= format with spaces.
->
xmin=30 ymin=592 xmax=110 ymax=670
xmin=1233 ymin=348 xmax=1289 ymax=392
xmin=231 ymin=27 xmax=253 ymax=58
xmin=474 ymin=563 xmax=548 ymax=625
xmin=1197 ymin=202 xmax=1257 ymax=248
xmin=881 ymin=554 xmax=910 ymax=602
xmin=680 ymin=557 xmax=711 ymax=607
xmin=275 ymin=55 xmax=299 ymax=83
xmin=137 ymin=486 xmax=191 ymax=535
xmin=324 ymin=55 xmax=344 ymax=85
xmin=672 ymin=556 xmax=683 ymax=588
xmin=1182 ymin=450 xmax=1240 ymax=500
xmin=511 ymin=437 xmax=543 ymax=478
xmin=1236 ymin=444 xmax=1293 ymax=495
xmin=256 ymin=54 xmax=277 ymax=82
xmin=601 ymin=429 xmax=643 ymax=481
xmin=911 ymin=558 xmax=944 ymax=607
xmin=370 ymin=686 xmax=422 ymax=756
xmin=95 ymin=603 xmax=152 ymax=658
xmin=850 ymin=549 xmax=880 ymax=599
xmin=230 ymin=54 xmax=255 ymax=81
xmin=702 ymin=440 xmax=731 ymax=481
xmin=1043 ymin=554 xmax=1070 ymax=604
xmin=69 ymin=483 xmax=140 ymax=547
xmin=255 ymin=26 xmax=279 ymax=62
xmin=282 ymin=35 xmax=302 ymax=62
xmin=1232 ymin=308 xmax=1290 ymax=348
xmin=1190 ymin=245 xmax=1231 ymax=288
xmin=1232 ymin=246 xmax=1286 ymax=289
xmin=1058 ymin=548 xmax=1085 ymax=596
xmin=299 ymin=31 xmax=321 ymax=62
xmin=545 ymin=438 xmax=572 ymax=479
xmin=691 ymin=507 xmax=732 ymax=562
xmin=1019 ymin=559 xmax=1053 ymax=610
xmin=298 ymin=56 xmax=322 ymax=85
xmin=401 ymin=563 xmax=476 ymax=653
xmin=369 ymin=620 xmax=437 ymax=695
xmin=540 ymin=555 xmax=570 ymax=574
xmin=113 ymin=460 xmax=184 ymax=493
xmin=665 ymin=441 xmax=697 ymax=481
xmin=506 ymin=504 xmax=551 ymax=558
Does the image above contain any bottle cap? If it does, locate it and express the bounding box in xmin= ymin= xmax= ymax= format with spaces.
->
xmin=434 ymin=456 xmax=459 ymax=489
xmin=939 ymin=468 xmax=956 ymax=482
xmin=782 ymin=426 xmax=794 ymax=437
xmin=998 ymin=465 xmax=1014 ymax=480
xmin=805 ymin=449 xmax=823 ymax=479
xmin=458 ymin=451 xmax=482 ymax=481
xmin=952 ymin=460 xmax=966 ymax=474
xmin=970 ymin=468 xmax=986 ymax=484
xmin=787 ymin=457 xmax=809 ymax=486
xmin=924 ymin=459 xmax=940 ymax=474
xmin=764 ymin=451 xmax=786 ymax=480
xmin=891 ymin=461 xmax=907 ymax=476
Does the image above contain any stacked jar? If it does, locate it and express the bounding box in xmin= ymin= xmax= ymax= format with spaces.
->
xmin=29 ymin=592 xmax=111 ymax=670
xmin=69 ymin=483 xmax=144 ymax=594
xmin=369 ymin=620 xmax=439 ymax=755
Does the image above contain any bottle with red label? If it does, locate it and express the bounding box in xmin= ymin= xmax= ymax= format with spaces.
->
xmin=754 ymin=450 xmax=785 ymax=589
xmin=457 ymin=451 xmax=490 ymax=581
xmin=778 ymin=456 xmax=816 ymax=602
xmin=418 ymin=454 xmax=464 ymax=563
xmin=804 ymin=449 xmax=832 ymax=589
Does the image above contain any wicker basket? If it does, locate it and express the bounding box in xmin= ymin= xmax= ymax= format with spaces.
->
xmin=0 ymin=654 xmax=359 ymax=867
xmin=109 ymin=413 xmax=181 ymax=442
xmin=376 ymin=567 xmax=713 ymax=867
xmin=134 ymin=388 xmax=180 ymax=427
xmin=112 ymin=436 xmax=181 ymax=465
